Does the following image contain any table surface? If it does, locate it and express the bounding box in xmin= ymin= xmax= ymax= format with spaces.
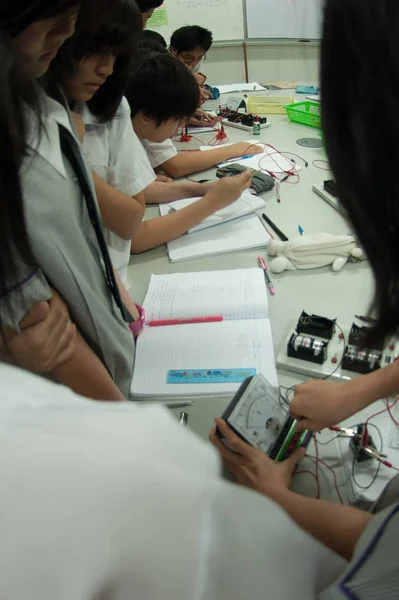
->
xmin=126 ymin=91 xmax=378 ymax=504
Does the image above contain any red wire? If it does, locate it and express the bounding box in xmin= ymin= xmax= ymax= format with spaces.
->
xmin=314 ymin=437 xmax=320 ymax=499
xmin=295 ymin=470 xmax=320 ymax=499
xmin=386 ymin=396 xmax=399 ymax=426
xmin=306 ymin=454 xmax=344 ymax=504
xmin=312 ymin=159 xmax=330 ymax=171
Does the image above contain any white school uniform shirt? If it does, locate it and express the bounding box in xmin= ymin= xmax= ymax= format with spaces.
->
xmin=141 ymin=137 xmax=178 ymax=169
xmin=0 ymin=363 xmax=350 ymax=600
xmin=77 ymin=97 xmax=156 ymax=286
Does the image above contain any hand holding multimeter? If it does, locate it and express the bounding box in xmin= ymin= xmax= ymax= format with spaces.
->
xmin=215 ymin=375 xmax=312 ymax=461
xmin=210 ymin=416 xmax=306 ymax=497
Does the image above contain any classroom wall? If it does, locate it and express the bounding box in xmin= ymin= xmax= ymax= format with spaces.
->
xmin=203 ymin=44 xmax=320 ymax=85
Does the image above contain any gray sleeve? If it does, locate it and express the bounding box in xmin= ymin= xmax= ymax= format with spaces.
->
xmin=0 ymin=266 xmax=52 ymax=331
xmin=319 ymin=503 xmax=399 ymax=600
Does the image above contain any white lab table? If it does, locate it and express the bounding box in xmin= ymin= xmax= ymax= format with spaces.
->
xmin=126 ymin=91 xmax=376 ymax=503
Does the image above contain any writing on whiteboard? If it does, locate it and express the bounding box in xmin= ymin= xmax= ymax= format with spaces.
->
xmin=177 ymin=0 xmax=228 ymax=8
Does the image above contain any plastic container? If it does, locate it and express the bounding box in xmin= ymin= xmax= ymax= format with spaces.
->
xmin=285 ymin=101 xmax=321 ymax=129
xmin=248 ymin=96 xmax=295 ymax=115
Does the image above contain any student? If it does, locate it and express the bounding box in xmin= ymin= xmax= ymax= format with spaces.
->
xmin=59 ymin=32 xmax=252 ymax=257
xmin=52 ymin=0 xmax=146 ymax=287
xmin=211 ymin=0 xmax=399 ymax=592
xmin=1 ymin=0 xmax=141 ymax=402
xmin=135 ymin=43 xmax=262 ymax=179
xmin=170 ymin=25 xmax=213 ymax=107
xmin=140 ymin=28 xmax=166 ymax=47
xmin=136 ymin=0 xmax=164 ymax=27
xmin=170 ymin=25 xmax=212 ymax=73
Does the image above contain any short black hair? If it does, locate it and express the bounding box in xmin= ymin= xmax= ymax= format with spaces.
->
xmin=136 ymin=0 xmax=163 ymax=12
xmin=126 ymin=53 xmax=199 ymax=125
xmin=140 ymin=29 xmax=167 ymax=48
xmin=170 ymin=25 xmax=213 ymax=54
xmin=0 ymin=0 xmax=79 ymax=37
xmin=52 ymin=0 xmax=142 ymax=123
xmin=135 ymin=37 xmax=169 ymax=65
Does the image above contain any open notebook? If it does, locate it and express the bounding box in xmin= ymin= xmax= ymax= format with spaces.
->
xmin=130 ymin=268 xmax=278 ymax=398
xmin=159 ymin=190 xmax=265 ymax=234
xmin=163 ymin=213 xmax=270 ymax=263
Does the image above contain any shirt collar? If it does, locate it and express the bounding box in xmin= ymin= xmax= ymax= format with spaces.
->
xmin=74 ymin=102 xmax=99 ymax=127
xmin=26 ymin=92 xmax=77 ymax=179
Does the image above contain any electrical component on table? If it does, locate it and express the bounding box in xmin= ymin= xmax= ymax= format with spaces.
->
xmin=296 ymin=310 xmax=336 ymax=340
xmin=287 ymin=333 xmax=328 ymax=365
xmin=341 ymin=323 xmax=383 ymax=375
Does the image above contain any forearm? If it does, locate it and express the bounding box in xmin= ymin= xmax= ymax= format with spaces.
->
xmin=343 ymin=358 xmax=399 ymax=413
xmin=52 ymin=332 xmax=126 ymax=401
xmin=92 ymin=172 xmax=145 ymax=240
xmin=271 ymin=488 xmax=371 ymax=560
xmin=143 ymin=180 xmax=207 ymax=204
xmin=161 ymin=147 xmax=246 ymax=178
xmin=131 ymin=194 xmax=218 ymax=253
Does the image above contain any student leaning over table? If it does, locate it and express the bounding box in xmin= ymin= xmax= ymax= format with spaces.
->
xmin=53 ymin=7 xmax=252 ymax=263
xmin=0 ymin=0 xmax=142 ymax=401
xmin=211 ymin=1 xmax=399 ymax=595
xmin=132 ymin=41 xmax=264 ymax=181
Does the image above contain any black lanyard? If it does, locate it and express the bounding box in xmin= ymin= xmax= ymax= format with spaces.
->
xmin=58 ymin=124 xmax=133 ymax=324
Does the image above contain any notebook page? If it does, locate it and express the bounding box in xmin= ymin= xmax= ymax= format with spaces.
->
xmin=143 ymin=268 xmax=269 ymax=322
xmin=159 ymin=190 xmax=265 ymax=234
xmin=165 ymin=213 xmax=269 ymax=263
xmin=130 ymin=318 xmax=277 ymax=398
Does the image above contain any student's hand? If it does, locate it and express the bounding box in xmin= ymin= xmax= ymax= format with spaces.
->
xmin=71 ymin=111 xmax=85 ymax=143
xmin=211 ymin=169 xmax=252 ymax=209
xmin=3 ymin=290 xmax=76 ymax=372
xmin=210 ymin=418 xmax=305 ymax=497
xmin=189 ymin=110 xmax=221 ymax=128
xmin=155 ymin=174 xmax=173 ymax=184
xmin=230 ymin=142 xmax=264 ymax=158
xmin=291 ymin=380 xmax=355 ymax=432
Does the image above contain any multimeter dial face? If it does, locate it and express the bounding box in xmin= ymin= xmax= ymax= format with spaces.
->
xmin=227 ymin=375 xmax=285 ymax=453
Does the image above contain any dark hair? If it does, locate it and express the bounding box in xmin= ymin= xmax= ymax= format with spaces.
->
xmin=0 ymin=0 xmax=79 ymax=36
xmin=170 ymin=25 xmax=213 ymax=54
xmin=0 ymin=34 xmax=38 ymax=317
xmin=52 ymin=0 xmax=142 ymax=123
xmin=135 ymin=37 xmax=169 ymax=64
xmin=135 ymin=0 xmax=163 ymax=12
xmin=140 ymin=29 xmax=166 ymax=47
xmin=321 ymin=0 xmax=399 ymax=344
xmin=126 ymin=53 xmax=199 ymax=125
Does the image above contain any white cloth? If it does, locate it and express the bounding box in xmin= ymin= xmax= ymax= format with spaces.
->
xmin=0 ymin=364 xmax=347 ymax=600
xmin=141 ymin=138 xmax=178 ymax=169
xmin=77 ymin=98 xmax=156 ymax=286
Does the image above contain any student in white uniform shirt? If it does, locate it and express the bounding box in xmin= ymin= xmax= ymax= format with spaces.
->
xmin=56 ymin=19 xmax=252 ymax=257
xmin=136 ymin=42 xmax=263 ymax=179
xmin=0 ymin=0 xmax=144 ymax=402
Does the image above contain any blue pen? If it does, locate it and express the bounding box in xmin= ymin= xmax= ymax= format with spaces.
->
xmin=298 ymin=225 xmax=305 ymax=235
xmin=219 ymin=154 xmax=254 ymax=166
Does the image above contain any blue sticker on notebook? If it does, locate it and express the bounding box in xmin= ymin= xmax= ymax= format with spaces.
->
xmin=166 ymin=368 xmax=256 ymax=384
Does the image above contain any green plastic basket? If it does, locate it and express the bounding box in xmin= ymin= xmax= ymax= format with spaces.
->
xmin=285 ymin=101 xmax=321 ymax=129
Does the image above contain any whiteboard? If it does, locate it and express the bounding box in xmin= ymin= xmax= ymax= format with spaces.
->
xmin=146 ymin=0 xmax=245 ymax=43
xmin=246 ymin=0 xmax=323 ymax=40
